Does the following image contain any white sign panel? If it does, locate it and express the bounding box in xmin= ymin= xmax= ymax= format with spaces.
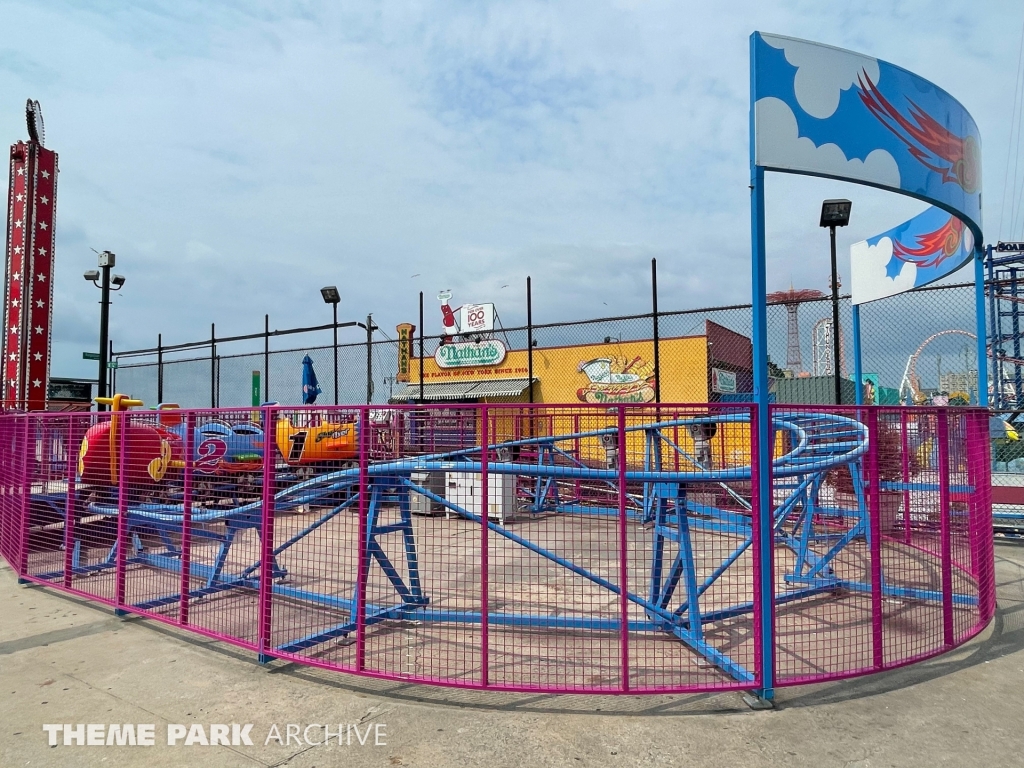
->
xmin=711 ymin=368 xmax=737 ymax=394
xmin=460 ymin=303 xmax=494 ymax=334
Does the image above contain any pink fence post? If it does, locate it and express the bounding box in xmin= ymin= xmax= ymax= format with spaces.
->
xmin=257 ymin=405 xmax=277 ymax=663
xmin=62 ymin=415 xmax=78 ymax=589
xmin=480 ymin=405 xmax=489 ymax=687
xmin=865 ymin=409 xmax=884 ymax=670
xmin=617 ymin=405 xmax=629 ymax=692
xmin=900 ymin=409 xmax=912 ymax=545
xmin=179 ymin=412 xmax=195 ymax=626
xmin=114 ymin=412 xmax=130 ymax=614
xmin=355 ymin=406 xmax=369 ymax=672
xmin=936 ymin=410 xmax=954 ymax=647
xmin=15 ymin=415 xmax=31 ymax=580
xmin=749 ymin=403 xmax=762 ymax=685
xmin=965 ymin=409 xmax=995 ymax=623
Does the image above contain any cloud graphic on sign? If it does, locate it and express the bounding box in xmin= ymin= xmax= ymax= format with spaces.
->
xmin=755 ymin=97 xmax=900 ymax=187
xmin=850 ymin=236 xmax=917 ymax=305
xmin=761 ymin=33 xmax=880 ymax=119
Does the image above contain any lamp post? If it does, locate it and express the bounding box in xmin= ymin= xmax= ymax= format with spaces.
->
xmin=84 ymin=251 xmax=125 ymax=411
xmin=820 ymin=200 xmax=852 ymax=405
xmin=320 ymin=286 xmax=341 ymax=405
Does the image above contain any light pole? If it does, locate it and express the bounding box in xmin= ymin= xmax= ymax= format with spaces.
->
xmin=320 ymin=286 xmax=341 ymax=405
xmin=84 ymin=251 xmax=125 ymax=411
xmin=820 ymin=200 xmax=852 ymax=405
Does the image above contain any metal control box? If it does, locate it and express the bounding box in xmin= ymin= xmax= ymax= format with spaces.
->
xmin=409 ymin=471 xmax=446 ymax=515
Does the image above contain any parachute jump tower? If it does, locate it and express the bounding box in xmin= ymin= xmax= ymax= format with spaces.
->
xmin=767 ymin=287 xmax=825 ymax=373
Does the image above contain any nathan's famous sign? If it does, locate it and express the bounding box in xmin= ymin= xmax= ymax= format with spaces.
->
xmin=434 ymin=339 xmax=507 ymax=369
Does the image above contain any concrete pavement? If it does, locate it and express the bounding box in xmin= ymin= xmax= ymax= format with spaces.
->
xmin=1 ymin=544 xmax=1022 ymax=767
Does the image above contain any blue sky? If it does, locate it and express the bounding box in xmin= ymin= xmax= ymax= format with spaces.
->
xmin=1 ymin=0 xmax=1022 ymax=380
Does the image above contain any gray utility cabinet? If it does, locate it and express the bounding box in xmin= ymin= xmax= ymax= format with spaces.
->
xmin=409 ymin=471 xmax=446 ymax=515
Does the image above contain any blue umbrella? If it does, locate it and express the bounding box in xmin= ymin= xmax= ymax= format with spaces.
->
xmin=301 ymin=355 xmax=321 ymax=404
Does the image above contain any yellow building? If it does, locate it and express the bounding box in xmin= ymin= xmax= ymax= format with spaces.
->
xmin=389 ymin=322 xmax=754 ymax=469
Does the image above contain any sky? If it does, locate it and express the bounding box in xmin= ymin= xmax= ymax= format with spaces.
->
xmin=1 ymin=0 xmax=1023 ymax=382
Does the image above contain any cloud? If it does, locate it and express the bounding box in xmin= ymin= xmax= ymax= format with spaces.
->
xmin=0 ymin=2 xmax=1013 ymax=389
xmin=755 ymin=97 xmax=900 ymax=187
xmin=850 ymin=236 xmax=916 ymax=305
xmin=761 ymin=33 xmax=878 ymax=119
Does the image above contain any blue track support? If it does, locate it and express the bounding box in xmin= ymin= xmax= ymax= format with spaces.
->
xmin=976 ymin=247 xmax=990 ymax=406
xmin=853 ymin=304 xmax=864 ymax=405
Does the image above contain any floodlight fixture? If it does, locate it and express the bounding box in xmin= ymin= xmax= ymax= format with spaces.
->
xmin=819 ymin=199 xmax=852 ymax=228
xmin=83 ymin=270 xmax=100 ymax=282
xmin=321 ymin=286 xmax=341 ymax=305
xmin=111 ymin=274 xmax=126 ymax=288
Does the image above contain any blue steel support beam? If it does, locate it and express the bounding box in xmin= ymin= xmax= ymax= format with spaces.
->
xmin=750 ymin=157 xmax=774 ymax=698
xmin=853 ymin=305 xmax=864 ymax=405
xmin=976 ymin=247 xmax=990 ymax=406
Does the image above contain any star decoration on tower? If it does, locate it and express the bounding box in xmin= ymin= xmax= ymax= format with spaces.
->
xmin=40 ymin=195 xmax=48 ymax=205
xmin=34 ymin=325 xmax=43 ymax=334
xmin=38 ymin=247 xmax=47 ymax=256
xmin=37 ymin=273 xmax=46 ymax=282
xmin=38 ymin=221 xmax=47 ymax=231
xmin=32 ymin=379 xmax=41 ymax=388
xmin=41 ymin=170 xmax=49 ymax=179
xmin=15 ymin=194 xmax=23 ymax=203
xmin=12 ymin=272 xmax=20 ymax=281
xmin=33 ymin=352 xmax=42 ymax=361
xmin=11 ymin=299 xmax=19 ymax=308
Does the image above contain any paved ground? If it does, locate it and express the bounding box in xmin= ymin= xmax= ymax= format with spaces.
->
xmin=1 ymin=544 xmax=1022 ymax=768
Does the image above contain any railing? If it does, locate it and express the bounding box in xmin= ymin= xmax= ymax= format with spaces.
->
xmin=0 ymin=403 xmax=994 ymax=694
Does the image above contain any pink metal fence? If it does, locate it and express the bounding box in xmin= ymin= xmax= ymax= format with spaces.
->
xmin=0 ymin=403 xmax=994 ymax=695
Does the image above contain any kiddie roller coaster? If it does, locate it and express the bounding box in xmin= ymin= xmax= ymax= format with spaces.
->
xmin=14 ymin=396 xmax=990 ymax=691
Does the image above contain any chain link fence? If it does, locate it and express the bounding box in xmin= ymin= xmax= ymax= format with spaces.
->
xmin=111 ymin=281 xmax=981 ymax=408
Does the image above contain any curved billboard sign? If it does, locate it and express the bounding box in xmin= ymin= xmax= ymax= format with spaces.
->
xmin=851 ymin=206 xmax=974 ymax=305
xmin=752 ymin=32 xmax=981 ymax=242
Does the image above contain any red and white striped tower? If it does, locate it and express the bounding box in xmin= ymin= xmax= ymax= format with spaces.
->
xmin=3 ymin=101 xmax=57 ymax=411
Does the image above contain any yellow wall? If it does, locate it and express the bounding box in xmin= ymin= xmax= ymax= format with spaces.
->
xmin=411 ymin=336 xmax=716 ymax=462
xmin=411 ymin=335 xmax=708 ymax=404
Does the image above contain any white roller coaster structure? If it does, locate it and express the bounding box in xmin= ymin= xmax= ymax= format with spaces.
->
xmin=898 ymin=329 xmax=977 ymax=404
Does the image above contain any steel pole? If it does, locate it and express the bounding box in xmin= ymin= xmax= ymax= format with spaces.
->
xmin=975 ymin=247 xmax=990 ymax=407
xmin=652 ymin=258 xmax=661 ymax=403
xmin=830 ymin=224 xmax=842 ymax=405
xmin=210 ymin=323 xmax=216 ymax=408
xmin=97 ymin=264 xmax=111 ymax=410
xmin=852 ymin=304 xmax=863 ymax=405
xmin=157 ymin=333 xmax=163 ymax=403
xmin=418 ymin=292 xmax=425 ymax=404
xmin=264 ymin=314 xmax=270 ymax=402
xmin=527 ymin=276 xmax=534 ymax=404
xmin=333 ymin=302 xmax=339 ymax=406
xmin=366 ymin=313 xmax=374 ymax=405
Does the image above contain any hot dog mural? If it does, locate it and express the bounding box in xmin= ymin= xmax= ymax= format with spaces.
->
xmin=577 ymin=356 xmax=657 ymax=404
